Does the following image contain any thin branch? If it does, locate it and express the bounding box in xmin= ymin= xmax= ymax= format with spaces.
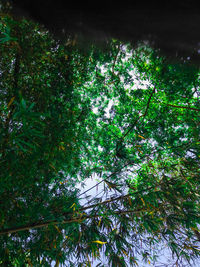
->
xmin=112 ymin=44 xmax=121 ymax=75
xmin=78 ymin=160 xmax=134 ymax=197
xmin=123 ymin=86 xmax=156 ymax=139
xmin=79 ymin=193 xmax=130 ymax=212
xmin=0 ymin=181 xmax=163 ymax=236
xmin=0 ymin=152 xmax=195 ymax=236
xmin=161 ymin=102 xmax=200 ymax=112
xmin=143 ymin=86 xmax=156 ymax=117
xmin=0 ymin=194 xmax=130 ymax=235
xmin=0 ymin=207 xmax=145 ymax=236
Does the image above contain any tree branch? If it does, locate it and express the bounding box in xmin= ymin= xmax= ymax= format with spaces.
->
xmin=0 ymin=180 xmax=164 ymax=236
xmin=162 ymin=102 xmax=200 ymax=112
xmin=0 ymin=207 xmax=145 ymax=236
xmin=123 ymin=86 xmax=156 ymax=138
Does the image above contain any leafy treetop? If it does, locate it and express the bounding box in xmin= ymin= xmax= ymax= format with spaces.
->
xmin=0 ymin=6 xmax=200 ymax=267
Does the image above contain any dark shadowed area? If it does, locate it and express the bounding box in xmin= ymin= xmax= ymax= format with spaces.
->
xmin=10 ymin=0 xmax=200 ymax=65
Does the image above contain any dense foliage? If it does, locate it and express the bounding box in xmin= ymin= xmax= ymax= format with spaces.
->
xmin=0 ymin=5 xmax=200 ymax=266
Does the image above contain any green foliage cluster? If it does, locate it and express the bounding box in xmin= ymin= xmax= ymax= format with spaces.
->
xmin=0 ymin=5 xmax=200 ymax=266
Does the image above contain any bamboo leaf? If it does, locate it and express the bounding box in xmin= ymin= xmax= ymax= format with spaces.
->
xmin=92 ymin=241 xmax=107 ymax=245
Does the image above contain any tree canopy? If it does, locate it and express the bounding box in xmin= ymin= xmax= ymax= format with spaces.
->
xmin=0 ymin=5 xmax=200 ymax=267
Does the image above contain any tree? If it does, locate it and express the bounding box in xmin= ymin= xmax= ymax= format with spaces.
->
xmin=0 ymin=6 xmax=200 ymax=266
